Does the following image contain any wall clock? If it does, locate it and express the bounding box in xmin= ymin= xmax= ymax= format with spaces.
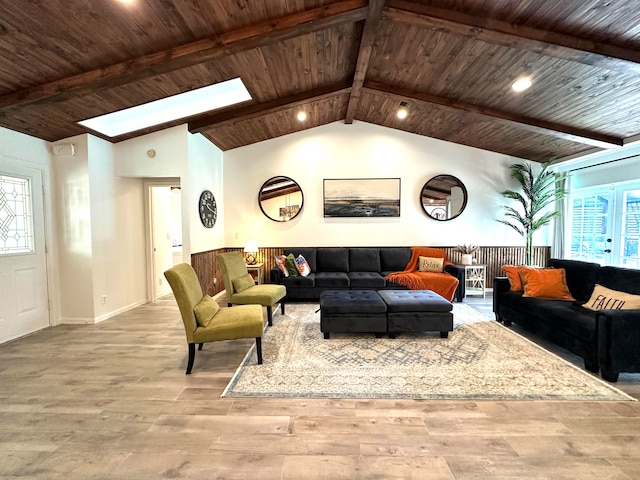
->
xmin=198 ymin=190 xmax=217 ymax=228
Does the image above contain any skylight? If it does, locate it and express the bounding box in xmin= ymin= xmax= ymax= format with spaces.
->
xmin=78 ymin=78 xmax=252 ymax=137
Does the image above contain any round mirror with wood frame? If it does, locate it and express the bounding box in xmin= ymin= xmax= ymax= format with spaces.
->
xmin=259 ymin=176 xmax=304 ymax=222
xmin=420 ymin=174 xmax=468 ymax=221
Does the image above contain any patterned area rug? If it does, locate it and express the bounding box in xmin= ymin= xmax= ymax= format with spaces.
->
xmin=222 ymin=303 xmax=634 ymax=401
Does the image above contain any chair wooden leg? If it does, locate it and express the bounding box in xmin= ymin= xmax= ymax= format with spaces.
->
xmin=227 ymin=302 xmax=232 ymax=307
xmin=186 ymin=343 xmax=196 ymax=375
xmin=198 ymin=343 xmax=203 ymax=351
xmin=255 ymin=337 xmax=263 ymax=364
xmin=280 ymin=302 xmax=285 ymax=314
xmin=267 ymin=306 xmax=273 ymax=326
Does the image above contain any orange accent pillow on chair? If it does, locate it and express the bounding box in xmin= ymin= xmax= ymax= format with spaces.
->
xmin=519 ymin=267 xmax=575 ymax=300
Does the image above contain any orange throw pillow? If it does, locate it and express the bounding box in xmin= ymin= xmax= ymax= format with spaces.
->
xmin=520 ymin=267 xmax=575 ymax=300
xmin=501 ymin=265 xmax=523 ymax=291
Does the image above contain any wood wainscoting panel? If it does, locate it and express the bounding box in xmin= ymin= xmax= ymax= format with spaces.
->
xmin=190 ymin=248 xmax=226 ymax=298
xmin=442 ymin=246 xmax=551 ymax=286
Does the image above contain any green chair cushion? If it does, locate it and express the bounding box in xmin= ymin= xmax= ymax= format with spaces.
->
xmin=193 ymin=304 xmax=264 ymax=343
xmin=193 ymin=295 xmax=220 ymax=327
xmin=232 ymin=274 xmax=255 ymax=293
xmin=230 ymin=284 xmax=286 ymax=306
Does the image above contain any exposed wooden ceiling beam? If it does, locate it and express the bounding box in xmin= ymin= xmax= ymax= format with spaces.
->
xmin=188 ymin=82 xmax=352 ymax=133
xmin=344 ymin=0 xmax=386 ymax=124
xmin=363 ymin=81 xmax=624 ymax=149
xmin=0 ymin=0 xmax=367 ymax=112
xmin=386 ymin=0 xmax=640 ymax=75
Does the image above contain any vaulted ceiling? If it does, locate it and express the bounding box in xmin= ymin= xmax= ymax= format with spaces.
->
xmin=2 ymin=0 xmax=640 ymax=162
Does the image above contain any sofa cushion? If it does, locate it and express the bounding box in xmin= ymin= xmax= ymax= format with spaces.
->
xmin=501 ymin=292 xmax=596 ymax=341
xmin=281 ymin=272 xmax=315 ymax=288
xmin=315 ymin=271 xmax=350 ymax=288
xmin=418 ymin=256 xmax=444 ymax=273
xmin=583 ymin=284 xmax=640 ymax=310
xmin=380 ymin=247 xmax=411 ymax=272
xmin=520 ymin=267 xmax=575 ymax=300
xmin=284 ymin=248 xmax=317 ymax=272
xmin=275 ymin=255 xmax=289 ymax=277
xmin=348 ymin=272 xmax=386 ymax=288
xmin=317 ymin=248 xmax=349 ymax=272
xmin=295 ymin=254 xmax=311 ymax=276
xmin=548 ymin=258 xmax=600 ymax=302
xmin=501 ymin=265 xmax=523 ymax=291
xmin=349 ymin=248 xmax=381 ymax=272
xmin=537 ymin=301 xmax=598 ymax=342
xmin=285 ymin=253 xmax=298 ymax=276
xmin=597 ymin=265 xmax=640 ymax=295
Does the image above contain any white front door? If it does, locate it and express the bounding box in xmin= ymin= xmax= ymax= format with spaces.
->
xmin=0 ymin=166 xmax=49 ymax=343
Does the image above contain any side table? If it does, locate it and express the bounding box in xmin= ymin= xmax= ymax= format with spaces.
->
xmin=461 ymin=264 xmax=486 ymax=297
xmin=245 ymin=263 xmax=264 ymax=285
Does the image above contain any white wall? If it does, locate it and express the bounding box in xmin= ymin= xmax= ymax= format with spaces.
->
xmin=187 ymin=132 xmax=225 ymax=254
xmin=115 ymin=125 xmax=225 ymax=262
xmin=88 ymin=135 xmax=146 ymax=321
xmin=223 ymin=121 xmax=532 ymax=248
xmin=52 ymin=134 xmax=147 ymax=323
xmin=51 ymin=135 xmax=95 ymax=322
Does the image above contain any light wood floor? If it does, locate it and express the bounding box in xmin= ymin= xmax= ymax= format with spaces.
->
xmin=1 ymin=295 xmax=640 ymax=479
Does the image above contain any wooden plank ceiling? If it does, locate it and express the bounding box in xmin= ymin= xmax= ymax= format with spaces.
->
xmin=1 ymin=0 xmax=640 ymax=161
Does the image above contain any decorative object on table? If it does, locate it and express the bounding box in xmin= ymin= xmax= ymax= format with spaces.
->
xmin=453 ymin=244 xmax=478 ymax=265
xmin=198 ymin=189 xmax=217 ymax=228
xmin=497 ymin=161 xmax=566 ymax=266
xmin=258 ymin=175 xmax=304 ymax=222
xmin=420 ymin=174 xmax=468 ymax=221
xmin=243 ymin=239 xmax=258 ymax=265
xmin=323 ymin=178 xmax=400 ymax=217
xmin=222 ymin=303 xmax=633 ymax=401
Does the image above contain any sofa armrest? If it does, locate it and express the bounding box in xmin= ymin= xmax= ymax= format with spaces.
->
xmin=597 ymin=309 xmax=640 ymax=381
xmin=444 ymin=264 xmax=465 ymax=302
xmin=492 ymin=277 xmax=510 ymax=320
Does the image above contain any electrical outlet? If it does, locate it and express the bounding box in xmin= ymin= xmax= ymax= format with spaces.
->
xmin=159 ymin=278 xmax=163 ymax=285
xmin=213 ymin=277 xmax=217 ymax=285
xmin=101 ymin=295 xmax=107 ymax=304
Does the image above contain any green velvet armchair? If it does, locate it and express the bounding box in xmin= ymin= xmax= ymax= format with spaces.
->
xmin=216 ymin=252 xmax=286 ymax=326
xmin=164 ymin=263 xmax=264 ymax=374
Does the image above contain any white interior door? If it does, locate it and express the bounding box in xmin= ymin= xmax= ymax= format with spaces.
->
xmin=0 ymin=167 xmax=49 ymax=343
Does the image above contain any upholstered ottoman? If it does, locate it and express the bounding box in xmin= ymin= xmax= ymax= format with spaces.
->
xmin=378 ymin=290 xmax=453 ymax=338
xmin=319 ymin=290 xmax=388 ymax=339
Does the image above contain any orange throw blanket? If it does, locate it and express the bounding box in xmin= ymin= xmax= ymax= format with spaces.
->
xmin=384 ymin=247 xmax=459 ymax=302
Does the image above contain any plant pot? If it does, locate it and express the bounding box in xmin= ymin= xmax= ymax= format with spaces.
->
xmin=461 ymin=254 xmax=473 ymax=266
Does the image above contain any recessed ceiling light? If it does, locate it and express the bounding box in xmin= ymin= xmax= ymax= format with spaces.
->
xmin=512 ymin=78 xmax=532 ymax=92
xmin=78 ymin=77 xmax=251 ymax=137
xmin=296 ymin=111 xmax=307 ymax=121
xmin=397 ymin=101 xmax=409 ymax=119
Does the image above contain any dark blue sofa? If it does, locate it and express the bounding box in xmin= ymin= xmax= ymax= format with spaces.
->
xmin=270 ymin=247 xmax=465 ymax=302
xmin=493 ymin=258 xmax=640 ymax=382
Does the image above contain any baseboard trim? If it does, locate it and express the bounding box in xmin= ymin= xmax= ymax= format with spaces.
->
xmin=58 ymin=299 xmax=148 ymax=325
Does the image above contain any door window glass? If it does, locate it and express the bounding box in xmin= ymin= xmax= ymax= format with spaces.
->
xmin=0 ymin=174 xmax=34 ymax=255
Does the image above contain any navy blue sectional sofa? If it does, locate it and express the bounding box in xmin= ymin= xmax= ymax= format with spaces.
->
xmin=493 ymin=258 xmax=640 ymax=382
xmin=270 ymin=247 xmax=465 ymax=302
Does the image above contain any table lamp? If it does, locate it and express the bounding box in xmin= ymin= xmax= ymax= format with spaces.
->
xmin=244 ymin=240 xmax=258 ymax=265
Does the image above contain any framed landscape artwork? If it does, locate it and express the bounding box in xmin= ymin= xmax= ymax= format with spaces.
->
xmin=323 ymin=178 xmax=401 ymax=217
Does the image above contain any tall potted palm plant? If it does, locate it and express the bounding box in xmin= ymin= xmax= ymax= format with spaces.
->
xmin=498 ymin=161 xmax=567 ymax=266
